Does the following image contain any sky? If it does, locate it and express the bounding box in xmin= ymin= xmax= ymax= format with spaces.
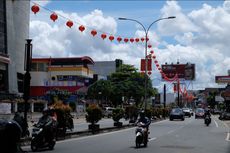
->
xmin=30 ymin=0 xmax=230 ymax=92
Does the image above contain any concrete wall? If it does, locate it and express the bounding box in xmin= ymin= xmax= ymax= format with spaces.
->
xmin=6 ymin=0 xmax=30 ymax=93
xmin=89 ymin=61 xmax=116 ymax=77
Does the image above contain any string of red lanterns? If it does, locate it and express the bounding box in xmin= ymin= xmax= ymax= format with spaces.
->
xmin=31 ymin=3 xmax=190 ymax=93
xmin=31 ymin=3 xmax=154 ymax=44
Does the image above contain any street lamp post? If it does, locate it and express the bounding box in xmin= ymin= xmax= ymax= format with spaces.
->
xmin=24 ymin=39 xmax=32 ymax=123
xmin=118 ymin=16 xmax=176 ymax=111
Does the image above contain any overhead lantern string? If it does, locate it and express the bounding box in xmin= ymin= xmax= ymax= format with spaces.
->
xmin=31 ymin=2 xmax=150 ymax=44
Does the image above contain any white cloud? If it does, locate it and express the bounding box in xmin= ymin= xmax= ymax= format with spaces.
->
xmin=158 ymin=1 xmax=199 ymax=35
xmin=29 ymin=1 xmax=230 ymax=91
xmin=32 ymin=0 xmax=51 ymax=7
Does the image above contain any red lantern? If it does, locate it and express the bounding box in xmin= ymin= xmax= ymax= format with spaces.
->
xmin=109 ymin=35 xmax=114 ymax=41
xmin=79 ymin=25 xmax=85 ymax=32
xmin=130 ymin=38 xmax=134 ymax=43
xmin=141 ymin=37 xmax=145 ymax=42
xmin=101 ymin=33 xmax=107 ymax=40
xmin=148 ymin=44 xmax=152 ymax=48
xmin=150 ymin=50 xmax=154 ymax=54
xmin=158 ymin=68 xmax=162 ymax=71
xmin=154 ymin=60 xmax=158 ymax=64
xmin=91 ymin=30 xmax=97 ymax=36
xmin=156 ymin=64 xmax=159 ymax=67
xmin=152 ymin=55 xmax=156 ymax=59
xmin=135 ymin=38 xmax=140 ymax=42
xmin=148 ymin=71 xmax=152 ymax=75
xmin=146 ymin=37 xmax=149 ymax=41
xmin=50 ymin=13 xmax=58 ymax=22
xmin=117 ymin=37 xmax=122 ymax=42
xmin=31 ymin=4 xmax=40 ymax=14
xmin=66 ymin=20 xmax=73 ymax=28
xmin=124 ymin=38 xmax=129 ymax=43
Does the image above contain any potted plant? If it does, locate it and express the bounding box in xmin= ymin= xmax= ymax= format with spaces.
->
xmin=112 ymin=107 xmax=125 ymax=127
xmin=85 ymin=104 xmax=102 ymax=133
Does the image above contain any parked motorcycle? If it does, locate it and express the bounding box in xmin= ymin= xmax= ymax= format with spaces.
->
xmin=31 ymin=124 xmax=56 ymax=151
xmin=135 ymin=122 xmax=148 ymax=148
xmin=204 ymin=116 xmax=211 ymax=126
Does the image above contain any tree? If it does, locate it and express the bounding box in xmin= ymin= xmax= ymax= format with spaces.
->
xmin=207 ymin=92 xmax=217 ymax=109
xmin=87 ymin=80 xmax=114 ymax=105
xmin=109 ymin=64 xmax=157 ymax=106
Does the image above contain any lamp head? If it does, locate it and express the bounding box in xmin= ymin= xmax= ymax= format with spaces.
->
xmin=168 ymin=16 xmax=176 ymax=19
xmin=118 ymin=17 xmax=127 ymax=20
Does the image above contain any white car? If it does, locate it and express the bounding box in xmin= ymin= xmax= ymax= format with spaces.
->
xmin=182 ymin=108 xmax=191 ymax=117
xmin=102 ymin=107 xmax=114 ymax=118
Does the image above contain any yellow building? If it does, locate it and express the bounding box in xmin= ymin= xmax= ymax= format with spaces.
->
xmin=30 ymin=56 xmax=94 ymax=97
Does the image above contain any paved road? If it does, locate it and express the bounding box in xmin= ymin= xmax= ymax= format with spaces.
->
xmin=22 ymin=116 xmax=230 ymax=153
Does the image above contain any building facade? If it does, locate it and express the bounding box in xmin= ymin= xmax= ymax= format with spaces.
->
xmin=0 ymin=0 xmax=30 ymax=97
xmin=30 ymin=56 xmax=95 ymax=100
xmin=89 ymin=59 xmax=122 ymax=79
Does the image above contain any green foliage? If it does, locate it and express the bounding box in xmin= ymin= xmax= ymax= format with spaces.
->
xmin=145 ymin=108 xmax=152 ymax=119
xmin=85 ymin=104 xmax=103 ymax=125
xmin=87 ymin=63 xmax=158 ymax=107
xmin=50 ymin=101 xmax=72 ymax=129
xmin=207 ymin=92 xmax=217 ymax=109
xmin=87 ymin=80 xmax=113 ymax=101
xmin=112 ymin=107 xmax=125 ymax=122
xmin=69 ymin=102 xmax=76 ymax=112
xmin=124 ymin=105 xmax=139 ymax=120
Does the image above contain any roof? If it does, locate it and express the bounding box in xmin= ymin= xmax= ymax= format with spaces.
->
xmin=32 ymin=56 xmax=95 ymax=65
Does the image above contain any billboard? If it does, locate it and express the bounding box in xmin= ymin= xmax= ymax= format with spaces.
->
xmin=161 ymin=63 xmax=195 ymax=80
xmin=215 ymin=76 xmax=230 ymax=84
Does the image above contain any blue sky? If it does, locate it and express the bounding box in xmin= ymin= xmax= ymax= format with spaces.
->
xmin=30 ymin=0 xmax=230 ymax=91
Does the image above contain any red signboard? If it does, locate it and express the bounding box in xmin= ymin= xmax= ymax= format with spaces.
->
xmin=161 ymin=63 xmax=195 ymax=80
xmin=215 ymin=76 xmax=230 ymax=84
xmin=141 ymin=59 xmax=152 ymax=71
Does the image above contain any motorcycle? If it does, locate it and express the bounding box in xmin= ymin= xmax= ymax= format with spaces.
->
xmin=31 ymin=124 xmax=56 ymax=151
xmin=204 ymin=116 xmax=211 ymax=126
xmin=135 ymin=122 xmax=148 ymax=148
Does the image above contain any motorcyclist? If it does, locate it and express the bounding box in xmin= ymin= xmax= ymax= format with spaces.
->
xmin=204 ymin=107 xmax=211 ymax=118
xmin=136 ymin=111 xmax=151 ymax=142
xmin=204 ymin=107 xmax=211 ymax=124
xmin=36 ymin=108 xmax=56 ymax=142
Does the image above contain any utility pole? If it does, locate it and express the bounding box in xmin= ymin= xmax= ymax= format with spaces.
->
xmin=23 ymin=39 xmax=32 ymax=123
xmin=163 ymin=84 xmax=166 ymax=118
xmin=177 ymin=79 xmax=180 ymax=107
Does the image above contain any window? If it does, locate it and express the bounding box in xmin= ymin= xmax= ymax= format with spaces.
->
xmin=37 ymin=63 xmax=48 ymax=71
xmin=31 ymin=63 xmax=37 ymax=71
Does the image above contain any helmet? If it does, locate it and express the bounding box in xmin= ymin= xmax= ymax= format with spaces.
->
xmin=42 ymin=108 xmax=49 ymax=115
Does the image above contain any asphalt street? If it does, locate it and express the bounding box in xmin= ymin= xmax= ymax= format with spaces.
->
xmin=22 ymin=116 xmax=230 ymax=153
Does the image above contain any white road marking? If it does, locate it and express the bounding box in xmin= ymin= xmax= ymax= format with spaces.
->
xmin=149 ymin=137 xmax=157 ymax=141
xmin=214 ymin=119 xmax=219 ymax=128
xmin=212 ymin=115 xmax=230 ymax=141
xmin=226 ymin=132 xmax=230 ymax=141
xmin=167 ymin=130 xmax=176 ymax=134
